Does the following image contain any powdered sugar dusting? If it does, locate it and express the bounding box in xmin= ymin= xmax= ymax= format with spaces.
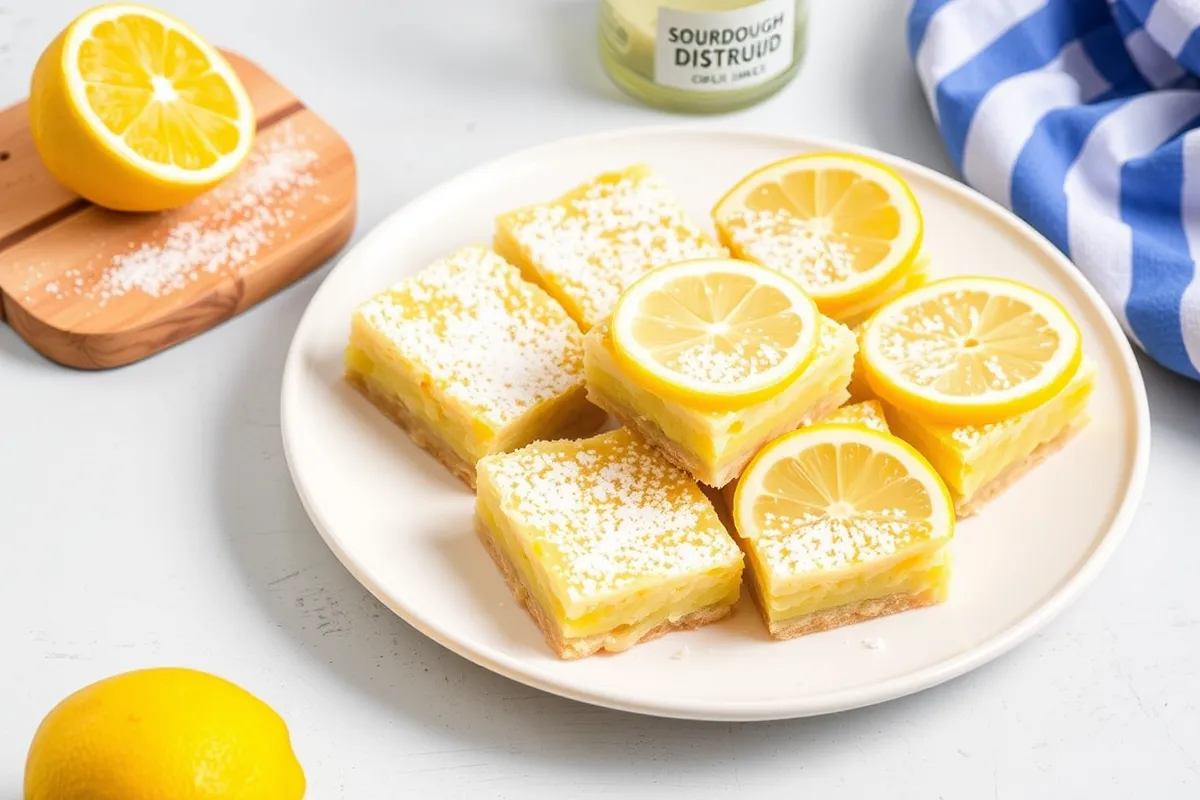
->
xmin=670 ymin=337 xmax=787 ymax=384
xmin=754 ymin=511 xmax=933 ymax=577
xmin=356 ymin=246 xmax=584 ymax=428
xmin=721 ymin=209 xmax=858 ymax=291
xmin=29 ymin=120 xmax=320 ymax=305
xmin=821 ymin=400 xmax=890 ymax=433
xmin=500 ymin=167 xmax=723 ymax=329
xmin=949 ymin=419 xmax=1001 ymax=449
xmin=478 ymin=429 xmax=741 ymax=605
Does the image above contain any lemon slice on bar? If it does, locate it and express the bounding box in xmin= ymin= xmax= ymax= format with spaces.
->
xmin=860 ymin=277 xmax=1083 ymax=425
xmin=29 ymin=3 xmax=255 ymax=211
xmin=713 ymin=152 xmax=923 ymax=319
xmin=733 ymin=424 xmax=954 ymax=552
xmin=610 ymin=258 xmax=820 ymax=411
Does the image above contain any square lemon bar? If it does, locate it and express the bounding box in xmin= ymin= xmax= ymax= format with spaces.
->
xmin=345 ymin=246 xmax=606 ymax=488
xmin=883 ymin=362 xmax=1096 ymax=517
xmin=741 ymin=509 xmax=953 ymax=640
xmin=494 ymin=165 xmax=723 ymax=330
xmin=475 ymin=428 xmax=745 ymax=659
xmin=733 ymin=421 xmax=954 ymax=640
xmin=583 ymin=317 xmax=857 ymax=487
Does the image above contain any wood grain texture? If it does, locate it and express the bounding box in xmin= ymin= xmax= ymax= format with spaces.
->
xmin=0 ymin=51 xmax=355 ymax=368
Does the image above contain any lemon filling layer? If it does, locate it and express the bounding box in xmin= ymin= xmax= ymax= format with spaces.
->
xmin=475 ymin=430 xmax=744 ymax=645
xmin=346 ymin=339 xmax=478 ymax=457
xmin=885 ymin=362 xmax=1096 ymax=501
xmin=477 ymin=495 xmax=738 ymax=643
xmin=748 ymin=541 xmax=950 ymax=622
xmin=584 ymin=317 xmax=856 ymax=479
xmin=346 ymin=338 xmax=597 ymax=463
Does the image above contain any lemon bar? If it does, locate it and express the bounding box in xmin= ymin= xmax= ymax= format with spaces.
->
xmin=881 ymin=363 xmax=1096 ymax=517
xmin=494 ymin=165 xmax=723 ymax=330
xmin=584 ymin=318 xmax=857 ymax=487
xmin=742 ymin=515 xmax=952 ymax=640
xmin=820 ymin=399 xmax=890 ymax=432
xmin=475 ymin=429 xmax=744 ymax=659
xmin=345 ymin=246 xmax=606 ymax=488
xmin=733 ymin=427 xmax=954 ymax=640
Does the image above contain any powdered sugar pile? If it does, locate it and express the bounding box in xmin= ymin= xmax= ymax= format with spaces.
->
xmin=34 ymin=120 xmax=320 ymax=306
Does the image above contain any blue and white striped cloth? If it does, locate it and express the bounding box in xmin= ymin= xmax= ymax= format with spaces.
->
xmin=909 ymin=0 xmax=1200 ymax=380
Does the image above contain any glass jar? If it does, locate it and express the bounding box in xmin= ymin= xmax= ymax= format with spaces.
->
xmin=599 ymin=0 xmax=808 ymax=113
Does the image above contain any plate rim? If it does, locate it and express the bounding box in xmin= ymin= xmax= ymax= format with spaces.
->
xmin=280 ymin=125 xmax=1152 ymax=721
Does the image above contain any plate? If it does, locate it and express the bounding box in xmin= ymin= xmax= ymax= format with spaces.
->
xmin=281 ymin=128 xmax=1150 ymax=721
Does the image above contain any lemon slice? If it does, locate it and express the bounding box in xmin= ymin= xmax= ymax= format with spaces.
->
xmin=713 ymin=153 xmax=923 ymax=319
xmin=610 ymin=258 xmax=820 ymax=411
xmin=29 ymin=3 xmax=255 ymax=211
xmin=733 ymin=424 xmax=954 ymax=557
xmin=860 ymin=277 xmax=1083 ymax=425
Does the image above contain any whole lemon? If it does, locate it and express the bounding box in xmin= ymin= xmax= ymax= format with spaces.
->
xmin=24 ymin=667 xmax=305 ymax=800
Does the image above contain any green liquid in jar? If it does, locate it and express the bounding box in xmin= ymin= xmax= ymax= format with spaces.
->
xmin=599 ymin=0 xmax=808 ymax=113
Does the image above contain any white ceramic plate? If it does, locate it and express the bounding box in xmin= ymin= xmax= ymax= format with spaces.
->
xmin=281 ymin=128 xmax=1150 ymax=721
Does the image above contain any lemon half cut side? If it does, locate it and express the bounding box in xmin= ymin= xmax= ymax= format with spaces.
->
xmin=29 ymin=3 xmax=256 ymax=211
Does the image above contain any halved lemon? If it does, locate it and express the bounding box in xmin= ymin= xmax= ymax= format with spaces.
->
xmin=29 ymin=3 xmax=255 ymax=211
xmin=713 ymin=152 xmax=924 ymax=319
xmin=860 ymin=277 xmax=1083 ymax=425
xmin=733 ymin=424 xmax=954 ymax=554
xmin=610 ymin=258 xmax=820 ymax=411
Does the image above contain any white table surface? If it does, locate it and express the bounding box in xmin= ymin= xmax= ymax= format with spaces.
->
xmin=2 ymin=1 xmax=1198 ymax=796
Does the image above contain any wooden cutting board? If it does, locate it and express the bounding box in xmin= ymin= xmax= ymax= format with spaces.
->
xmin=0 ymin=51 xmax=356 ymax=369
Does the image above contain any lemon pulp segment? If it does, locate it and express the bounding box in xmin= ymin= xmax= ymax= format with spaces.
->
xmin=76 ymin=11 xmax=246 ymax=170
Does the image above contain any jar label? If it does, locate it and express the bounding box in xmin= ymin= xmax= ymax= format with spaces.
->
xmin=654 ymin=0 xmax=796 ymax=93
